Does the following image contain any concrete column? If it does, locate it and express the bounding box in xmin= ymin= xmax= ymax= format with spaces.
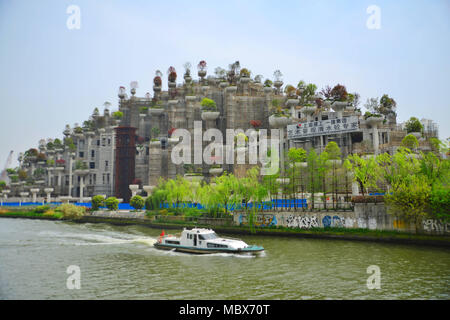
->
xmin=80 ymin=175 xmax=85 ymax=200
xmin=68 ymin=154 xmax=74 ymax=197
xmin=30 ymin=188 xmax=39 ymax=203
xmin=129 ymin=184 xmax=139 ymax=198
xmin=373 ymin=126 xmax=379 ymax=154
xmin=352 ymin=182 xmax=359 ymax=196
xmin=143 ymin=185 xmax=155 ymax=197
xmin=44 ymin=188 xmax=54 ymax=203
xmin=19 ymin=192 xmax=29 ymax=205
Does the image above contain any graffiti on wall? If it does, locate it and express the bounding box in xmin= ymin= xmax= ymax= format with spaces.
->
xmin=286 ymin=215 xmax=319 ymax=229
xmin=238 ymin=214 xmax=277 ymax=227
xmin=423 ymin=219 xmax=450 ymax=233
xmin=322 ymin=215 xmax=357 ymax=228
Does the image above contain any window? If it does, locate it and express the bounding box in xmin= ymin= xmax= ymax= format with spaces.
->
xmin=102 ymin=138 xmax=106 ymax=147
xmin=93 ymin=174 xmax=96 ymax=185
xmin=105 ymin=160 xmax=109 ymax=170
xmin=97 ymin=140 xmax=100 ymax=146
xmin=91 ymin=150 xmax=95 ymax=158
xmin=108 ymin=138 xmax=111 ymax=146
xmin=106 ymin=173 xmax=110 ymax=184
xmin=79 ymin=152 xmax=84 ymax=158
xmin=89 ymin=162 xmax=95 ymax=169
xmin=165 ymin=240 xmax=180 ymax=245
xmin=207 ymin=243 xmax=228 ymax=248
xmin=199 ymin=233 xmax=218 ymax=240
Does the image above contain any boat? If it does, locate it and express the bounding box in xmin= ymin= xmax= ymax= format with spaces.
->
xmin=153 ymin=228 xmax=264 ymax=255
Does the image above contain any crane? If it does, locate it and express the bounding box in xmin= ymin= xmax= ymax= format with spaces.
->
xmin=0 ymin=151 xmax=14 ymax=182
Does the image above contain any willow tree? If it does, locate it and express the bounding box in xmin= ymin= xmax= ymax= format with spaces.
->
xmin=211 ymin=172 xmax=240 ymax=216
xmin=165 ymin=175 xmax=192 ymax=214
xmin=237 ymin=167 xmax=268 ymax=232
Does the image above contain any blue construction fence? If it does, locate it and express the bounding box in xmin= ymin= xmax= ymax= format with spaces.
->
xmin=1 ymin=199 xmax=308 ymax=211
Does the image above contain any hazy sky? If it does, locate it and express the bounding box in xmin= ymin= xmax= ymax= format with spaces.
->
xmin=0 ymin=0 xmax=449 ymax=168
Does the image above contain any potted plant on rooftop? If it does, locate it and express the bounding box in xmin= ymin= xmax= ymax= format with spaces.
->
xmin=273 ymin=70 xmax=283 ymax=93
xmin=167 ymin=66 xmax=177 ymax=88
xmin=330 ymin=84 xmax=349 ymax=113
xmin=200 ymin=98 xmax=220 ymax=121
xmin=239 ymin=68 xmax=251 ymax=84
xmin=153 ymin=70 xmax=163 ymax=94
xmin=404 ymin=116 xmax=423 ymax=138
xmin=183 ymin=62 xmax=192 ymax=84
xmin=197 ymin=60 xmax=207 ymax=82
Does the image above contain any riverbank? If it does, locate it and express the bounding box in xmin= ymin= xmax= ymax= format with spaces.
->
xmin=1 ymin=210 xmax=449 ymax=248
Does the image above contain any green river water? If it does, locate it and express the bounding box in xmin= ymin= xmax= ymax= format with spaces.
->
xmin=0 ymin=218 xmax=448 ymax=299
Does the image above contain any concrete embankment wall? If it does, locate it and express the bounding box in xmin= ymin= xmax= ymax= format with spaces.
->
xmin=234 ymin=203 xmax=450 ymax=235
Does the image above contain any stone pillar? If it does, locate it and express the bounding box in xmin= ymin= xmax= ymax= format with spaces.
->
xmin=149 ymin=141 xmax=162 ymax=186
xmin=44 ymin=188 xmax=54 ymax=203
xmin=68 ymin=153 xmax=75 ymax=197
xmin=143 ymin=185 xmax=155 ymax=197
xmin=352 ymin=182 xmax=359 ymax=196
xmin=129 ymin=184 xmax=139 ymax=198
xmin=30 ymin=188 xmax=39 ymax=203
xmin=20 ymin=192 xmax=29 ymax=205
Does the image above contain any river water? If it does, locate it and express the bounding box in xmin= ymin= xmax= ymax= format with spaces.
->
xmin=0 ymin=218 xmax=448 ymax=300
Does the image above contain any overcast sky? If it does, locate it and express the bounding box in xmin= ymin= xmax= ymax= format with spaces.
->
xmin=0 ymin=0 xmax=449 ymax=168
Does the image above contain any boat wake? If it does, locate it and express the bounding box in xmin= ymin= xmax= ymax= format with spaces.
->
xmin=38 ymin=230 xmax=157 ymax=247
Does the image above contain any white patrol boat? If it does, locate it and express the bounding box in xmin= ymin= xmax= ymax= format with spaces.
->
xmin=154 ymin=228 xmax=264 ymax=254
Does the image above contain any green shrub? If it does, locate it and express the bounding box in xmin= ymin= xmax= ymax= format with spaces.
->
xmin=200 ymin=98 xmax=217 ymax=111
xmin=404 ymin=117 xmax=423 ymax=133
xmin=430 ymin=187 xmax=450 ymax=222
xmin=130 ymin=195 xmax=145 ymax=210
xmin=401 ymin=134 xmax=419 ymax=149
xmin=57 ymin=204 xmax=85 ymax=220
xmin=105 ymin=197 xmax=119 ymax=211
xmin=145 ymin=195 xmax=155 ymax=210
xmin=34 ymin=205 xmax=51 ymax=214
xmin=91 ymin=195 xmax=105 ymax=211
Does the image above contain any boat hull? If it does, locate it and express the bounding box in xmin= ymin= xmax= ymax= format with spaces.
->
xmin=154 ymin=242 xmax=264 ymax=255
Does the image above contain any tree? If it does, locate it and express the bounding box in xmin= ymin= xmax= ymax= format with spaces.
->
xmin=430 ymin=187 xmax=450 ymax=223
xmin=165 ymin=175 xmax=192 ymax=214
xmin=404 ymin=117 xmax=423 ymax=133
xmin=92 ymin=195 xmax=105 ymax=211
xmin=385 ymin=175 xmax=431 ymax=233
xmin=346 ymin=154 xmax=380 ymax=196
xmin=105 ymin=197 xmax=119 ymax=211
xmin=287 ymin=147 xmax=307 ymax=163
xmin=211 ymin=172 xmax=240 ymax=216
xmin=200 ymin=98 xmax=217 ymax=111
xmin=130 ymin=195 xmax=145 ymax=210
xmin=401 ymin=134 xmax=419 ymax=150
xmin=324 ymin=141 xmax=341 ymax=160
xmin=324 ymin=142 xmax=342 ymax=208
xmin=306 ymin=150 xmax=321 ymax=209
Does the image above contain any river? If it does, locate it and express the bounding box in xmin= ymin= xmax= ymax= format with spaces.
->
xmin=0 ymin=218 xmax=448 ymax=299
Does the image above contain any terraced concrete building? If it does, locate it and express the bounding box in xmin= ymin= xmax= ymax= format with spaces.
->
xmin=3 ymin=61 xmax=439 ymax=203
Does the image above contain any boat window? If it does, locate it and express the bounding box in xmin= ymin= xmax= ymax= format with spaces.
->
xmin=165 ymin=240 xmax=180 ymax=245
xmin=207 ymin=243 xmax=228 ymax=248
xmin=199 ymin=233 xmax=218 ymax=240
